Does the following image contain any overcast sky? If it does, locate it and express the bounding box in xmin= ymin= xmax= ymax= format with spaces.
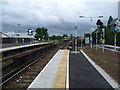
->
xmin=1 ymin=0 xmax=119 ymax=36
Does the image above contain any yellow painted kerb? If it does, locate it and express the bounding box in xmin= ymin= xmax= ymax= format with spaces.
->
xmin=52 ymin=49 xmax=69 ymax=89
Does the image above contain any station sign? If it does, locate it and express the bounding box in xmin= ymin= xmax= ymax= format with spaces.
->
xmin=85 ymin=37 xmax=89 ymax=44
xmin=28 ymin=29 xmax=33 ymax=35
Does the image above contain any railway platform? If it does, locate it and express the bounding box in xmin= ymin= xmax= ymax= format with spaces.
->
xmin=27 ymin=49 xmax=118 ymax=89
xmin=28 ymin=49 xmax=69 ymax=88
xmin=70 ymin=50 xmax=114 ymax=89
xmin=0 ymin=42 xmax=49 ymax=52
xmin=1 ymin=42 xmax=46 ymax=49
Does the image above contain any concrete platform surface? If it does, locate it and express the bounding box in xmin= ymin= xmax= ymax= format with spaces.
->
xmin=0 ymin=42 xmax=49 ymax=52
xmin=27 ymin=49 xmax=118 ymax=89
xmin=1 ymin=42 xmax=40 ymax=48
xmin=28 ymin=50 xmax=69 ymax=89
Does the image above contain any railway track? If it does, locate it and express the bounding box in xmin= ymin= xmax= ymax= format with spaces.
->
xmin=2 ymin=41 xmax=70 ymax=89
xmin=1 ymin=44 xmax=53 ymax=82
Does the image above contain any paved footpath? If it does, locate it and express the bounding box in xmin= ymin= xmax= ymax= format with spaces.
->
xmin=70 ymin=51 xmax=114 ymax=89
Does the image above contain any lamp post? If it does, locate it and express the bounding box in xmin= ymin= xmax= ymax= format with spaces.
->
xmin=95 ymin=31 xmax=98 ymax=50
xmin=15 ymin=24 xmax=20 ymax=43
xmin=81 ymin=36 xmax=82 ymax=49
xmin=90 ymin=33 xmax=92 ymax=48
xmin=114 ymin=19 xmax=120 ymax=50
xmin=74 ymin=24 xmax=77 ymax=54
xmin=80 ymin=36 xmax=84 ymax=49
xmin=102 ymin=28 xmax=105 ymax=53
xmin=79 ymin=16 xmax=103 ymax=48
xmin=71 ymin=24 xmax=79 ymax=54
xmin=114 ymin=33 xmax=116 ymax=50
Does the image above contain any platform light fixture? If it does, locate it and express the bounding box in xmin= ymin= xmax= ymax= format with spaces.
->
xmin=79 ymin=15 xmax=103 ymax=48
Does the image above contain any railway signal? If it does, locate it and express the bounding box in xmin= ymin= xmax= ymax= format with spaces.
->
xmin=28 ymin=29 xmax=34 ymax=43
xmin=74 ymin=24 xmax=78 ymax=54
xmin=79 ymin=15 xmax=103 ymax=48
xmin=102 ymin=28 xmax=105 ymax=53
xmin=96 ymin=19 xmax=105 ymax=53
xmin=95 ymin=31 xmax=98 ymax=50
xmin=71 ymin=24 xmax=79 ymax=54
xmin=28 ymin=29 xmax=33 ymax=36
xmin=80 ymin=36 xmax=84 ymax=49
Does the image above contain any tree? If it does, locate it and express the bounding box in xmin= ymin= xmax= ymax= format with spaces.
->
xmin=51 ymin=35 xmax=56 ymax=40
xmin=49 ymin=35 xmax=63 ymax=40
xmin=34 ymin=27 xmax=49 ymax=40
xmin=84 ymin=33 xmax=90 ymax=37
xmin=92 ymin=25 xmax=114 ymax=45
xmin=63 ymin=34 xmax=68 ymax=38
xmin=92 ymin=16 xmax=120 ymax=46
xmin=105 ymin=26 xmax=114 ymax=45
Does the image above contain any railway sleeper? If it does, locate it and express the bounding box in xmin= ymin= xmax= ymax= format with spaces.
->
xmin=14 ymin=83 xmax=30 ymax=88
xmin=28 ymin=69 xmax=42 ymax=73
xmin=18 ymin=79 xmax=33 ymax=83
xmin=26 ymin=73 xmax=38 ymax=76
xmin=26 ymin=71 xmax=38 ymax=74
xmin=21 ymin=76 xmax=36 ymax=79
xmin=2 ymin=44 xmax=57 ymax=85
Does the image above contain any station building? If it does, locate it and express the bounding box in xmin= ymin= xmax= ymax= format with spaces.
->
xmin=0 ymin=32 xmax=34 ymax=44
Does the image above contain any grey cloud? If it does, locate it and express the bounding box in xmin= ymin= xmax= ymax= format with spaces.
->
xmin=1 ymin=1 xmax=118 ymax=36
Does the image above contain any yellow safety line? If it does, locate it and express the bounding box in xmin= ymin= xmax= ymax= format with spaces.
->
xmin=52 ymin=50 xmax=69 ymax=88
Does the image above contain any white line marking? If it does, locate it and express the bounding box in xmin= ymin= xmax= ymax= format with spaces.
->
xmin=66 ymin=50 xmax=69 ymax=89
xmin=80 ymin=50 xmax=120 ymax=89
